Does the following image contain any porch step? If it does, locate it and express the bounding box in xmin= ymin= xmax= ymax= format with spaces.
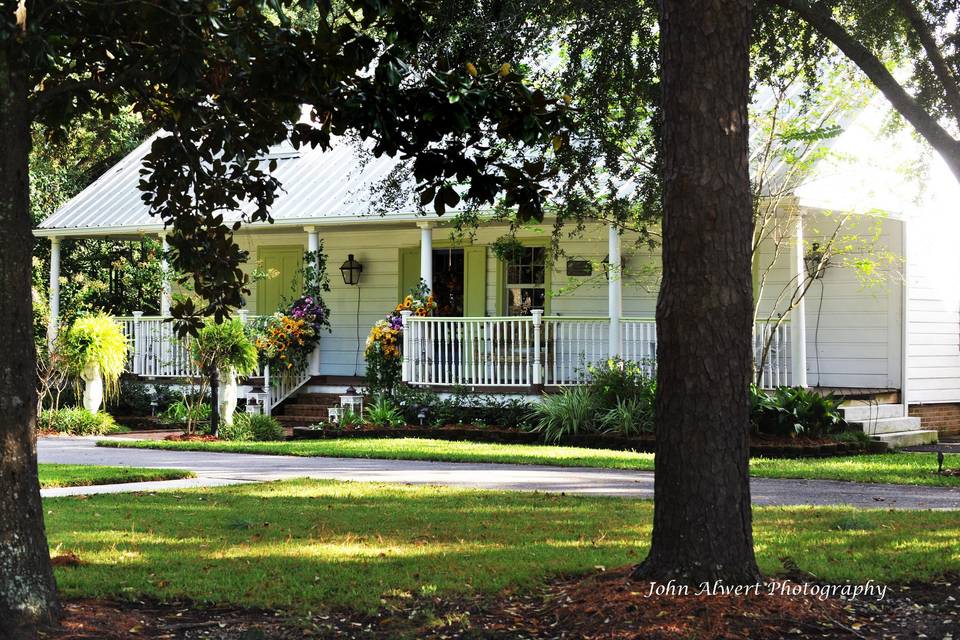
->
xmin=870 ymin=430 xmax=939 ymax=448
xmin=847 ymin=416 xmax=922 ymax=435
xmin=839 ymin=403 xmax=904 ymax=422
xmin=275 ymin=415 xmax=323 ymax=428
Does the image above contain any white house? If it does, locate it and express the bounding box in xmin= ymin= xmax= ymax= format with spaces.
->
xmin=34 ymin=97 xmax=960 ymax=445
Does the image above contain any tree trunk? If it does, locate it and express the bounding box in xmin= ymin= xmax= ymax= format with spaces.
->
xmin=0 ymin=46 xmax=61 ymax=639
xmin=635 ymin=0 xmax=761 ymax=585
xmin=209 ymin=366 xmax=220 ymax=437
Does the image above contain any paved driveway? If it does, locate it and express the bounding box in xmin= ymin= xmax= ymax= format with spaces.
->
xmin=38 ymin=437 xmax=960 ymax=509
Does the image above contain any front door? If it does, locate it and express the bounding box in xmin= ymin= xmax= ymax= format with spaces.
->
xmin=256 ymin=246 xmax=303 ymax=315
xmin=398 ymin=245 xmax=486 ymax=316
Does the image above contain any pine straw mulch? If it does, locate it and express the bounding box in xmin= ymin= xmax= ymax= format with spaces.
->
xmin=39 ymin=568 xmax=960 ymax=640
xmin=163 ymin=434 xmax=219 ymax=442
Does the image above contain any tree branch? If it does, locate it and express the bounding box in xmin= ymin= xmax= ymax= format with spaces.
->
xmin=893 ymin=0 xmax=960 ymax=124
xmin=769 ymin=0 xmax=960 ymax=180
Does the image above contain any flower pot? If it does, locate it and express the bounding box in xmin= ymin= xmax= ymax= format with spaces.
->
xmin=220 ymin=367 xmax=239 ymax=426
xmin=81 ymin=362 xmax=104 ymax=413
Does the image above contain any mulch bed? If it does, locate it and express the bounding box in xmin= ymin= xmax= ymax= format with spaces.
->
xmin=290 ymin=425 xmax=881 ymax=458
xmin=38 ymin=569 xmax=960 ymax=639
xmin=164 ymin=434 xmax=219 ymax=442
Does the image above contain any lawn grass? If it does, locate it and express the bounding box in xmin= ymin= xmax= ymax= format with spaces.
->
xmin=39 ymin=464 xmax=194 ymax=489
xmin=98 ymin=437 xmax=960 ymax=487
xmin=44 ymin=479 xmax=960 ymax=612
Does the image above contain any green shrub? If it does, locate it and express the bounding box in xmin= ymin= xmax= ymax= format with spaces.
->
xmin=38 ymin=408 xmax=123 ymax=435
xmin=751 ymin=385 xmax=847 ymax=438
xmin=219 ymin=413 xmax=254 ymax=441
xmin=598 ymin=396 xmax=655 ymax=437
xmin=530 ymin=386 xmax=598 ymax=443
xmin=109 ymin=380 xmax=154 ymax=416
xmin=247 ymin=414 xmax=285 ymax=441
xmin=366 ymin=396 xmax=405 ymax=428
xmin=587 ymin=357 xmax=655 ymax=410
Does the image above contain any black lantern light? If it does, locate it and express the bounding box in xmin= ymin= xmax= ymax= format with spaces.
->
xmin=804 ymin=242 xmax=827 ymax=279
xmin=340 ymin=254 xmax=363 ymax=285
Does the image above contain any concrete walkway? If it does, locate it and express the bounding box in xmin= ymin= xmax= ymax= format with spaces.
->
xmin=38 ymin=436 xmax=960 ymax=509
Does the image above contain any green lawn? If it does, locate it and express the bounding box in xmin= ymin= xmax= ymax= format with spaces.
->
xmin=39 ymin=464 xmax=194 ymax=489
xmin=98 ymin=437 xmax=960 ymax=486
xmin=45 ymin=479 xmax=960 ymax=612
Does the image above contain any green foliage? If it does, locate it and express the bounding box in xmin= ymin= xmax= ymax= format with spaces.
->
xmin=61 ymin=314 xmax=129 ymax=401
xmin=30 ymin=109 xmax=156 ymax=334
xmin=38 ymin=408 xmax=122 ymax=436
xmin=247 ymin=414 xmax=285 ymax=441
xmin=389 ymin=385 xmax=537 ymax=429
xmin=160 ymin=400 xmax=211 ymax=428
xmin=598 ymin=396 xmax=655 ymax=437
xmin=530 ymin=387 xmax=598 ymax=443
xmin=191 ymin=318 xmax=259 ymax=375
xmin=340 ymin=408 xmax=364 ymax=429
xmin=366 ymin=396 xmax=405 ymax=428
xmin=751 ymin=385 xmax=847 ymax=438
xmin=15 ymin=2 xmax=567 ymax=333
xmin=586 ymin=357 xmax=656 ymax=410
xmin=108 ymin=380 xmax=153 ymax=416
xmin=219 ymin=414 xmax=254 ymax=442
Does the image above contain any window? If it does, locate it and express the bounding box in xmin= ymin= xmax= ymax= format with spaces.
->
xmin=504 ymin=246 xmax=547 ymax=315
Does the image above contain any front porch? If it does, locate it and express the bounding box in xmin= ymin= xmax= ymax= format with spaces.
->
xmin=114 ymin=311 xmax=793 ymax=398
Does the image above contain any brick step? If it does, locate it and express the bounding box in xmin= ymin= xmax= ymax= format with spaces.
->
xmin=282 ymin=403 xmax=340 ymax=416
xmin=275 ymin=415 xmax=326 ymax=427
xmin=840 ymin=404 xmax=904 ymax=422
xmin=848 ymin=416 xmax=923 ymax=435
xmin=293 ymin=393 xmax=347 ymax=405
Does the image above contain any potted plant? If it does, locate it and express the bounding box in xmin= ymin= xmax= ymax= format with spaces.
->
xmin=191 ymin=318 xmax=259 ymax=432
xmin=61 ymin=314 xmax=128 ymax=413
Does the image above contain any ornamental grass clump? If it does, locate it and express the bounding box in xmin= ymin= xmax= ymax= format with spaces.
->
xmin=61 ymin=314 xmax=128 ymax=402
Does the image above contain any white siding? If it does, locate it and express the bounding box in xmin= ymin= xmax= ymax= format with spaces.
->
xmin=238 ymin=216 xmax=901 ymax=387
xmin=754 ymin=211 xmax=903 ymax=390
xmin=905 ymin=154 xmax=960 ymax=403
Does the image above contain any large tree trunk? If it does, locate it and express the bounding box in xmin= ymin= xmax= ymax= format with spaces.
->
xmin=635 ymin=0 xmax=761 ymax=584
xmin=0 ymin=46 xmax=60 ymax=639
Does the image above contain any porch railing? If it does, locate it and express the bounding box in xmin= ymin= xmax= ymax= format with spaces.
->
xmin=401 ymin=313 xmax=791 ymax=388
xmin=115 ymin=313 xmax=310 ymax=415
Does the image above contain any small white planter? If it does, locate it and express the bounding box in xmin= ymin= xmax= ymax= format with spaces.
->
xmin=81 ymin=362 xmax=104 ymax=414
xmin=220 ymin=367 xmax=239 ymax=426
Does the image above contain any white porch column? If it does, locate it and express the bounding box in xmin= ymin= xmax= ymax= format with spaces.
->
xmin=47 ymin=236 xmax=61 ymax=346
xmin=305 ymin=226 xmax=321 ymax=376
xmin=159 ymin=233 xmax=171 ymax=317
xmin=607 ymin=223 xmax=623 ymax=358
xmin=790 ymin=215 xmax=808 ymax=387
xmin=417 ymin=221 xmax=434 ymax=291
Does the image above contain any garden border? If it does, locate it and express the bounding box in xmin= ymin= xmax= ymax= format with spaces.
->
xmin=290 ymin=426 xmax=886 ymax=458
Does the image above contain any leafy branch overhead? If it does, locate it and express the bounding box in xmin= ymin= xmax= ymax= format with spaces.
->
xmin=18 ymin=0 xmax=569 ymax=333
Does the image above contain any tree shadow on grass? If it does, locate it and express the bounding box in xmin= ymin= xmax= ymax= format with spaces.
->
xmin=44 ymin=480 xmax=960 ymax=612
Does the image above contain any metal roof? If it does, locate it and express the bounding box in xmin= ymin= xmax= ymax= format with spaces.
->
xmin=36 ymin=132 xmax=421 ymax=236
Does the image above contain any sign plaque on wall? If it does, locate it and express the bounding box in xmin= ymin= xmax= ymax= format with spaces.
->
xmin=566 ymin=260 xmax=593 ymax=276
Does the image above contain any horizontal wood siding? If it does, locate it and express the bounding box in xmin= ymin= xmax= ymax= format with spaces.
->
xmin=236 ymin=214 xmax=900 ymax=387
xmin=907 ymin=202 xmax=960 ymax=404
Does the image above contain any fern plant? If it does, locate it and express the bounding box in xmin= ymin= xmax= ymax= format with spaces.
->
xmin=61 ymin=314 xmax=128 ymax=401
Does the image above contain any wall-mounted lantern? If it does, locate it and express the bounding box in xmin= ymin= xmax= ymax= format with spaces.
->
xmin=340 ymin=254 xmax=363 ymax=285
